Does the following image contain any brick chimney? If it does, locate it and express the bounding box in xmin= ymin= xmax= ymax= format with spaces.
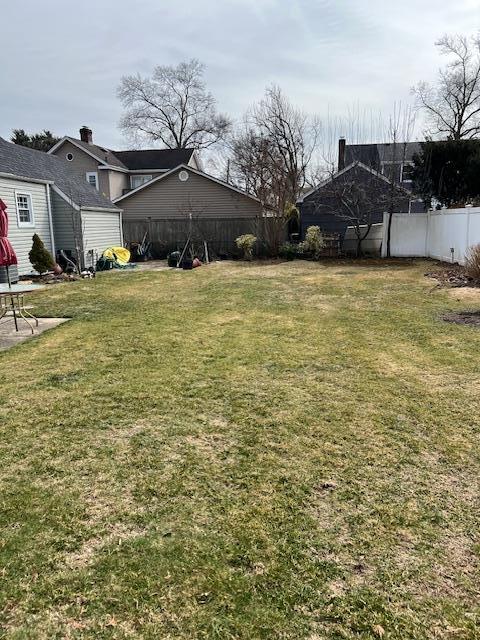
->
xmin=338 ymin=137 xmax=346 ymax=171
xmin=79 ymin=126 xmax=93 ymax=144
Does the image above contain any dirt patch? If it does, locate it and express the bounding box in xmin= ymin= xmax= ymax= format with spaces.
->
xmin=443 ymin=311 xmax=480 ymax=326
xmin=426 ymin=264 xmax=479 ymax=288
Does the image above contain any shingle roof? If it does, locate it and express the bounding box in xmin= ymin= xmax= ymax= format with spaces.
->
xmin=64 ymin=137 xmax=128 ymax=169
xmin=345 ymin=142 xmax=423 ymax=168
xmin=53 ymin=136 xmax=196 ymax=172
xmin=298 ymin=161 xmax=403 ymax=203
xmin=0 ymin=137 xmax=119 ymax=210
xmin=345 ymin=144 xmax=381 ymax=169
xmin=112 ymin=148 xmax=195 ymax=170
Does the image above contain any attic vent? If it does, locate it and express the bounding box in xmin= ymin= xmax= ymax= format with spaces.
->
xmin=179 ymin=170 xmax=189 ymax=182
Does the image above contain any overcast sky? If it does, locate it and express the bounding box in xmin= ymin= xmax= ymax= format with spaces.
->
xmin=1 ymin=0 xmax=479 ymax=150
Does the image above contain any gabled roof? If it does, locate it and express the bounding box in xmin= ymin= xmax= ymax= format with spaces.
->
xmin=112 ymin=148 xmax=195 ymax=171
xmin=48 ymin=136 xmax=128 ymax=169
xmin=113 ymin=164 xmax=261 ymax=204
xmin=0 ymin=137 xmax=119 ymax=210
xmin=49 ymin=137 xmax=197 ymax=172
xmin=298 ymin=161 xmax=412 ymax=204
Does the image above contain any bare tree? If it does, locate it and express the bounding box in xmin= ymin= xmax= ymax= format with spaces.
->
xmin=413 ymin=33 xmax=480 ymax=140
xmin=316 ymin=165 xmax=409 ymax=257
xmin=118 ymin=59 xmax=231 ymax=150
xmin=228 ymin=86 xmax=319 ymax=253
xmin=384 ymin=103 xmax=417 ymax=257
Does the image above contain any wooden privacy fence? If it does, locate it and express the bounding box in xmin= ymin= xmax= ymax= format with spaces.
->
xmin=122 ymin=217 xmax=287 ymax=258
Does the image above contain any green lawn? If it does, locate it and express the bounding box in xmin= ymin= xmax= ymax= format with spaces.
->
xmin=1 ymin=260 xmax=480 ymax=639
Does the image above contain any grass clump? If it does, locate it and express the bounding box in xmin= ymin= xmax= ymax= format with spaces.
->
xmin=464 ymin=243 xmax=480 ymax=281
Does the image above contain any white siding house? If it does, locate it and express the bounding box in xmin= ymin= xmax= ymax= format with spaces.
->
xmin=0 ymin=175 xmax=54 ymax=276
xmin=81 ymin=210 xmax=123 ymax=268
xmin=0 ymin=137 xmax=122 ymax=275
xmin=50 ymin=190 xmax=123 ymax=269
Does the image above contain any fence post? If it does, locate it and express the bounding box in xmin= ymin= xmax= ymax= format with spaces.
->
xmin=465 ymin=208 xmax=471 ymax=265
xmin=425 ymin=210 xmax=430 ymax=259
xmin=381 ymin=212 xmax=388 ymax=257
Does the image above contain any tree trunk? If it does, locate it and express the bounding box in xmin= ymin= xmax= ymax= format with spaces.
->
xmin=357 ymin=224 xmax=372 ymax=257
xmin=355 ymin=228 xmax=362 ymax=258
xmin=386 ymin=211 xmax=393 ymax=258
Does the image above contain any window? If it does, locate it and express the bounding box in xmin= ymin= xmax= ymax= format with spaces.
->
xmin=130 ymin=175 xmax=152 ymax=189
xmin=401 ymin=163 xmax=414 ymax=183
xmin=66 ymin=152 xmax=74 ymax=161
xmin=86 ymin=172 xmax=98 ymax=190
xmin=15 ymin=192 xmax=34 ymax=227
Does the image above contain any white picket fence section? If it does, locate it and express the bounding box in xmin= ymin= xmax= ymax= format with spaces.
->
xmin=381 ymin=207 xmax=480 ymax=265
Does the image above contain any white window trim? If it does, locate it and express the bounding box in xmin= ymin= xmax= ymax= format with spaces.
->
xmin=14 ymin=191 xmax=35 ymax=228
xmin=130 ymin=174 xmax=153 ymax=189
xmin=400 ymin=162 xmax=414 ymax=183
xmin=86 ymin=171 xmax=99 ymax=190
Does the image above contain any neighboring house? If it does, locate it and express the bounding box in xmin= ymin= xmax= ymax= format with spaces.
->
xmin=49 ymin=127 xmax=266 ymax=255
xmin=114 ymin=164 xmax=263 ymax=255
xmin=339 ymin=138 xmax=422 ymax=188
xmin=49 ymin=127 xmax=200 ymax=201
xmin=297 ymin=161 xmax=412 ymax=242
xmin=114 ymin=164 xmax=261 ymax=218
xmin=0 ymin=137 xmax=122 ymax=277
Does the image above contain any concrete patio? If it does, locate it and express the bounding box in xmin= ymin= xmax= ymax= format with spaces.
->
xmin=0 ymin=317 xmax=69 ymax=351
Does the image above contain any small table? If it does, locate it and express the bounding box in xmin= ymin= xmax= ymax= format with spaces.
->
xmin=0 ymin=284 xmax=45 ymax=334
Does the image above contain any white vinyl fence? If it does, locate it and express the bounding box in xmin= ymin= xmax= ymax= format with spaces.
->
xmin=381 ymin=207 xmax=480 ymax=265
xmin=344 ymin=223 xmax=383 ymax=254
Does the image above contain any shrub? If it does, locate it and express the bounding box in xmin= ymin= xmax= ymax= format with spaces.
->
xmin=465 ymin=244 xmax=480 ymax=281
xmin=298 ymin=226 xmax=325 ymax=260
xmin=279 ymin=242 xmax=299 ymax=260
xmin=235 ymin=234 xmax=257 ymax=260
xmin=29 ymin=234 xmax=55 ymax=274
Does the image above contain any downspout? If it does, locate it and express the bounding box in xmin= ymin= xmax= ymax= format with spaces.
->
xmin=46 ymin=185 xmax=56 ymax=258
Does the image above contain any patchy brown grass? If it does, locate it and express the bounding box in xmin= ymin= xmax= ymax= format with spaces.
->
xmin=1 ymin=259 xmax=480 ymax=639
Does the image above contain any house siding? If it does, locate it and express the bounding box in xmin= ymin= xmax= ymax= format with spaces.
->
xmin=106 ymin=169 xmax=129 ymax=201
xmin=51 ymin=190 xmax=122 ymax=268
xmin=51 ymin=141 xmax=111 ymax=199
xmin=120 ymin=169 xmax=262 ymax=221
xmin=299 ymin=164 xmax=411 ymax=240
xmin=81 ymin=210 xmax=122 ymax=268
xmin=188 ymin=155 xmax=200 ymax=170
xmin=51 ymin=189 xmax=77 ymax=254
xmin=0 ymin=176 xmax=53 ymax=275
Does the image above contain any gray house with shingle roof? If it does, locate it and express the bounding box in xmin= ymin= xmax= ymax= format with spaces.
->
xmin=0 ymin=137 xmax=122 ymax=276
xmin=49 ymin=127 xmax=265 ymax=257
xmin=297 ymin=161 xmax=413 ymax=243
xmin=48 ymin=127 xmax=200 ymax=201
xmin=340 ymin=139 xmax=423 ymax=188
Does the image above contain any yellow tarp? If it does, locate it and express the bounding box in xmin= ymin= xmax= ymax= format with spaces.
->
xmin=102 ymin=247 xmax=131 ymax=266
